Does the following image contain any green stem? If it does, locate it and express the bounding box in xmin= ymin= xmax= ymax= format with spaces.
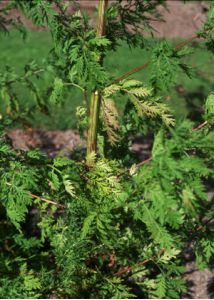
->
xmin=86 ymin=0 xmax=108 ymax=160
xmin=87 ymin=91 xmax=100 ymax=157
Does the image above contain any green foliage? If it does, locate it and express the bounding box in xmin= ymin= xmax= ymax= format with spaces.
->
xmin=205 ymin=92 xmax=214 ymax=117
xmin=0 ymin=61 xmax=47 ymax=125
xmin=106 ymin=0 xmax=166 ymax=48
xmin=197 ymin=2 xmax=214 ymax=53
xmin=0 ymin=105 xmax=213 ymax=298
xmin=0 ymin=0 xmax=213 ymax=299
xmin=150 ymin=41 xmax=193 ymax=91
xmin=49 ymin=77 xmax=64 ymax=105
xmin=102 ymin=79 xmax=174 ymax=145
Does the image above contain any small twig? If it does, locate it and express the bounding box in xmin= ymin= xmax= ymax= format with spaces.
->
xmin=175 ymin=34 xmax=198 ymax=50
xmin=112 ymin=33 xmax=201 ymax=84
xmin=112 ymin=62 xmax=150 ymax=84
xmin=192 ymin=120 xmax=208 ymax=131
xmin=200 ymin=217 xmax=214 ymax=228
xmin=118 ymin=116 xmax=212 ymax=179
xmin=191 ymin=217 xmax=214 ymax=235
xmin=64 ymin=81 xmax=84 ymax=92
xmin=136 ymin=156 xmax=152 ymax=167
xmin=192 ymin=116 xmax=214 ymax=131
xmin=117 ymin=156 xmax=152 ymax=178
xmin=64 ymin=82 xmax=89 ymax=114
xmin=30 ymin=193 xmax=65 ymax=208
xmin=6 ymin=69 xmax=44 ymax=85
xmin=114 ymin=248 xmax=166 ymax=277
xmin=6 ymin=182 xmax=65 ymax=208
xmin=114 ymin=216 xmax=214 ymax=278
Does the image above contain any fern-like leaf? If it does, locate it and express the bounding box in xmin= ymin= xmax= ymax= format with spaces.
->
xmin=102 ymin=98 xmax=120 ymax=145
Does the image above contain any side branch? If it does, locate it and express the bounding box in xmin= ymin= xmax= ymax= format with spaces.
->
xmin=113 ymin=216 xmax=214 ymax=278
xmin=6 ymin=69 xmax=44 ymax=85
xmin=30 ymin=193 xmax=65 ymax=208
xmin=112 ymin=34 xmax=200 ymax=84
xmin=120 ymin=117 xmax=213 ymax=178
xmin=192 ymin=116 xmax=214 ymax=131
xmin=6 ymin=182 xmax=64 ymax=208
xmin=113 ymin=62 xmax=150 ymax=84
xmin=113 ymin=248 xmax=166 ymax=277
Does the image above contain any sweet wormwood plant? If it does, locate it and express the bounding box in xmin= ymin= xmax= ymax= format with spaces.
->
xmin=0 ymin=0 xmax=214 ymax=298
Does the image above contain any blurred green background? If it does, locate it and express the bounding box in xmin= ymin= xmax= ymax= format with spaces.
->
xmin=0 ymin=30 xmax=213 ymax=129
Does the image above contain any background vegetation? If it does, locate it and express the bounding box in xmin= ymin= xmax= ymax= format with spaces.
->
xmin=1 ymin=30 xmax=213 ymax=129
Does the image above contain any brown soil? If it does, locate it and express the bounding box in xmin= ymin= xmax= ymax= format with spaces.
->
xmin=79 ymin=0 xmax=209 ymax=38
xmin=1 ymin=0 xmax=209 ymax=38
xmin=7 ymin=128 xmax=85 ymax=157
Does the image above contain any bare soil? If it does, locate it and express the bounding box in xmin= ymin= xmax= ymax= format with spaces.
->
xmin=7 ymin=128 xmax=84 ymax=157
xmin=78 ymin=0 xmax=209 ymax=38
xmin=0 ymin=0 xmax=209 ymax=38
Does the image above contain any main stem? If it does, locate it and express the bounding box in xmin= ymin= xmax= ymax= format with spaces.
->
xmin=86 ymin=0 xmax=108 ymax=159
